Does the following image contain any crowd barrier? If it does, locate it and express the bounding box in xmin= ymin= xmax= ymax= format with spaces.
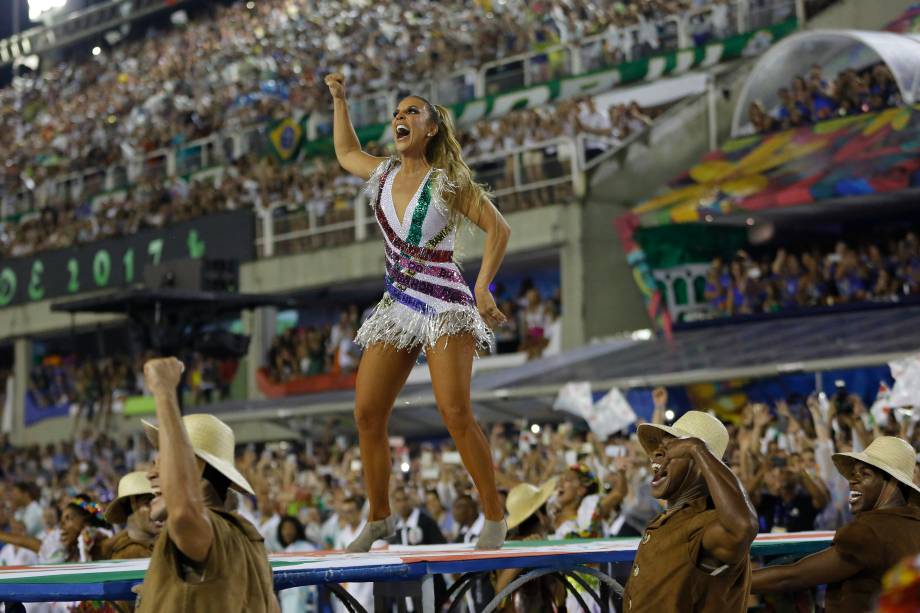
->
xmin=0 ymin=532 xmax=834 ymax=612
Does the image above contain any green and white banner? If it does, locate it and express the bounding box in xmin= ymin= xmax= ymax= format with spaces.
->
xmin=303 ymin=18 xmax=797 ymax=156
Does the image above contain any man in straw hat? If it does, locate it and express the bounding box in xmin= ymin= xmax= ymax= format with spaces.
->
xmin=100 ymin=471 xmax=160 ymax=612
xmin=622 ymin=411 xmax=758 ymax=612
xmin=102 ymin=471 xmax=160 ymax=561
xmin=135 ymin=357 xmax=279 ymax=612
xmin=751 ymin=436 xmax=920 ymax=612
xmin=493 ymin=478 xmax=563 ymax=611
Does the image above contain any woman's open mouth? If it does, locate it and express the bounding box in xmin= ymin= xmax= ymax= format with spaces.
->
xmin=395 ymin=124 xmax=410 ymax=142
xmin=848 ymin=490 xmax=862 ymax=505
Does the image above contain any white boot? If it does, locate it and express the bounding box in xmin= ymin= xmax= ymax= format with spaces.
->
xmin=475 ymin=518 xmax=508 ymax=550
xmin=346 ymin=515 xmax=397 ymax=553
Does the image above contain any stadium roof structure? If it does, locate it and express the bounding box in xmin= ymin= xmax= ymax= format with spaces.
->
xmin=1 ymin=0 xmax=190 ymax=68
xmin=731 ymin=29 xmax=920 ymax=136
xmin=200 ymin=305 xmax=920 ymax=436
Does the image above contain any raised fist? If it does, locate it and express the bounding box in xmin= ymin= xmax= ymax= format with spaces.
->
xmin=143 ymin=357 xmax=185 ymax=396
xmin=324 ymin=73 xmax=346 ymax=100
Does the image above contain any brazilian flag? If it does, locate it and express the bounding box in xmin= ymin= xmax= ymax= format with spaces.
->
xmin=268 ymin=117 xmax=304 ymax=163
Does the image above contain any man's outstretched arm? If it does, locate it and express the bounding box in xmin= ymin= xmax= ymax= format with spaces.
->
xmin=751 ymin=547 xmax=862 ymax=593
xmin=146 ymin=358 xmax=213 ymax=563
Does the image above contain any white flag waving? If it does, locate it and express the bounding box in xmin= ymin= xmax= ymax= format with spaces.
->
xmin=587 ymin=388 xmax=638 ymax=439
xmin=888 ymin=353 xmax=920 ymax=418
xmin=553 ymin=382 xmax=593 ymax=420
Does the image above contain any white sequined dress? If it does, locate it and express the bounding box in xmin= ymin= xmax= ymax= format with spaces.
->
xmin=354 ymin=158 xmax=492 ymax=352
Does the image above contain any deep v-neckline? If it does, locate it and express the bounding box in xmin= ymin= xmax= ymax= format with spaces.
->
xmin=390 ymin=165 xmax=432 ymax=229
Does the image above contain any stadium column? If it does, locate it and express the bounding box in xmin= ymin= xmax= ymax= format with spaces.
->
xmin=245 ymin=307 xmax=277 ymax=400
xmin=10 ymin=338 xmax=29 ymax=445
xmin=560 ymin=201 xmax=650 ymax=349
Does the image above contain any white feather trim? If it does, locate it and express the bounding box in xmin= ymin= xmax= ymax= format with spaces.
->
xmin=355 ymin=295 xmax=493 ymax=353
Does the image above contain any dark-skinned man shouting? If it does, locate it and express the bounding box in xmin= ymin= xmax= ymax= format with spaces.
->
xmin=752 ymin=436 xmax=920 ymax=612
xmin=622 ymin=411 xmax=758 ymax=612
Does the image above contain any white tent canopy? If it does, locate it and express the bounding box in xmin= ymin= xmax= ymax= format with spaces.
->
xmin=732 ymin=29 xmax=920 ymax=136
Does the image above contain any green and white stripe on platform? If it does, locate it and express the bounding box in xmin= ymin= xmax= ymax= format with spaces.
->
xmin=0 ymin=531 xmax=832 ymax=598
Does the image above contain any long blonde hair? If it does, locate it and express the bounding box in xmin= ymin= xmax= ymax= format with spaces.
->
xmin=416 ymin=98 xmax=489 ymax=222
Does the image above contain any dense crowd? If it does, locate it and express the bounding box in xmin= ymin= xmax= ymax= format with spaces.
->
xmin=704 ymin=232 xmax=920 ymax=317
xmin=749 ymin=63 xmax=901 ymax=134
xmin=1 ymin=91 xmax=654 ymax=259
xmin=463 ymin=97 xmax=653 ymax=160
xmin=0 ymin=381 xmax=917 ymax=610
xmin=462 ymin=98 xmax=654 ymax=210
xmin=266 ymin=280 xmax=562 ymax=383
xmin=28 ymin=351 xmax=238 ymax=431
xmin=1 ymin=0 xmax=740 ymax=202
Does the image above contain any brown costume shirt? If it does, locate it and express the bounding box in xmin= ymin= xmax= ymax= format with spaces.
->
xmin=101 ymin=530 xmax=156 ymax=561
xmin=136 ymin=507 xmax=278 ymax=613
xmin=622 ymin=498 xmax=751 ymax=612
xmin=827 ymin=505 xmax=920 ymax=613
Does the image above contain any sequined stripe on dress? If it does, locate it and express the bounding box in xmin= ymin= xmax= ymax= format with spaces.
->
xmin=374 ymin=164 xmax=470 ymax=312
xmin=385 ymin=266 xmax=473 ymax=306
xmin=383 ymin=243 xmax=465 ymax=285
xmin=424 ymin=222 xmax=454 ymax=250
xmin=384 ymin=276 xmax=436 ymax=315
xmin=373 ymin=190 xmax=453 ymax=263
xmin=405 ymin=172 xmax=433 ymax=246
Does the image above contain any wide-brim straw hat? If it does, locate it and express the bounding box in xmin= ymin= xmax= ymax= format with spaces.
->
xmin=105 ymin=471 xmax=155 ymax=525
xmin=506 ymin=477 xmax=558 ymax=530
xmin=637 ymin=410 xmax=729 ymax=459
xmin=833 ymin=436 xmax=920 ymax=497
xmin=142 ymin=413 xmax=254 ymax=496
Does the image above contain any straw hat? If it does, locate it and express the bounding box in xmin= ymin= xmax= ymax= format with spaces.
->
xmin=105 ymin=471 xmax=155 ymax=525
xmin=637 ymin=411 xmax=729 ymax=459
xmin=833 ymin=436 xmax=920 ymax=497
xmin=506 ymin=477 xmax=558 ymax=530
xmin=142 ymin=414 xmax=254 ymax=496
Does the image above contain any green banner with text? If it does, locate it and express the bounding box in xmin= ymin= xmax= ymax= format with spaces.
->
xmin=0 ymin=210 xmax=253 ymax=309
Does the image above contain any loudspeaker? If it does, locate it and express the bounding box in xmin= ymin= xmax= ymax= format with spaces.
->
xmin=143 ymin=259 xmax=239 ymax=292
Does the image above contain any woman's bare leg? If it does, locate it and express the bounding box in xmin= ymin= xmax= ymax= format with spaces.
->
xmin=426 ymin=334 xmax=503 ymax=521
xmin=353 ymin=342 xmax=420 ymax=521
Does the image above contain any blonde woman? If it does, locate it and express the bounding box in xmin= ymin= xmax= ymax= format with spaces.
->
xmin=324 ymin=73 xmax=509 ymax=551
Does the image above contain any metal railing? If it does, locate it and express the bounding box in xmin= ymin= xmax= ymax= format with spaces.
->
xmin=0 ymin=0 xmax=192 ymax=68
xmin=256 ymin=136 xmax=591 ymax=258
xmin=1 ymin=128 xmax=256 ymax=218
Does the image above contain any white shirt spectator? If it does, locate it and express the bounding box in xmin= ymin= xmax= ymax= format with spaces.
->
xmin=15 ymin=500 xmax=45 ymax=539
xmin=552 ymin=494 xmax=600 ymax=539
xmin=456 ymin=512 xmax=485 ymax=544
xmin=711 ymin=2 xmax=730 ymax=38
xmin=332 ymin=521 xmax=374 ymax=613
xmin=0 ymin=542 xmax=38 ymax=566
xmin=258 ymin=513 xmax=282 ymax=553
xmin=544 ymin=315 xmax=562 ymax=356
xmin=637 ymin=15 xmax=660 ymax=50
xmin=279 ymin=540 xmax=319 ymax=613
xmin=578 ymin=103 xmax=613 ymax=153
xmin=337 ymin=336 xmax=362 ymax=372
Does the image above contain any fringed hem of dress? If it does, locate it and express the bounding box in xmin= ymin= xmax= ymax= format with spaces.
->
xmin=355 ymin=296 xmax=493 ymax=353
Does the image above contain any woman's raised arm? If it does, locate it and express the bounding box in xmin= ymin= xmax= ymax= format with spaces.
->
xmin=325 ymin=73 xmax=387 ymax=180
